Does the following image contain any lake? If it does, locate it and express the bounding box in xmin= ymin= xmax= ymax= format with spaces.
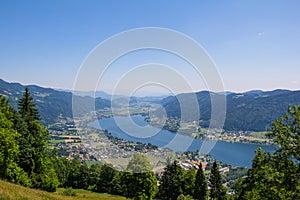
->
xmin=88 ymin=115 xmax=275 ymax=167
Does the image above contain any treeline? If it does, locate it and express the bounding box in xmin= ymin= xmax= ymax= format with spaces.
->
xmin=52 ymin=153 xmax=225 ymax=200
xmin=52 ymin=154 xmax=157 ymax=199
xmin=0 ymin=88 xmax=299 ymax=199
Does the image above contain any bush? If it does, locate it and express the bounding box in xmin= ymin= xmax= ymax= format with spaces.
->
xmin=62 ymin=187 xmax=76 ymax=196
xmin=8 ymin=164 xmax=32 ymax=187
xmin=30 ymin=168 xmax=60 ymax=192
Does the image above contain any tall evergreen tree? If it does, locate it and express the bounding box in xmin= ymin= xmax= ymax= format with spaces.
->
xmin=17 ymin=88 xmax=58 ymax=191
xmin=18 ymin=87 xmax=40 ymax=121
xmin=158 ymin=160 xmax=185 ymax=200
xmin=17 ymin=88 xmax=48 ymax=175
xmin=209 ymin=161 xmax=226 ymax=200
xmin=194 ymin=163 xmax=208 ymax=200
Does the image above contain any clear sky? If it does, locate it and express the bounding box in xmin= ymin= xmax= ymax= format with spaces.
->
xmin=0 ymin=0 xmax=299 ymax=95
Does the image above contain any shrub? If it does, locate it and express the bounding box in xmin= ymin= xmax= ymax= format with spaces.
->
xmin=62 ymin=187 xmax=76 ymax=196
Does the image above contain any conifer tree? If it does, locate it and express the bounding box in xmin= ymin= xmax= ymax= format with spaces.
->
xmin=17 ymin=88 xmax=58 ymax=191
xmin=209 ymin=161 xmax=226 ymax=200
xmin=17 ymin=87 xmax=47 ymax=175
xmin=194 ymin=163 xmax=208 ymax=200
xmin=18 ymin=87 xmax=39 ymax=121
xmin=158 ymin=160 xmax=185 ymax=200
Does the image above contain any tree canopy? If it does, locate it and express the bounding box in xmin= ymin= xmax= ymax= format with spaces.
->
xmin=123 ymin=154 xmax=157 ymax=200
xmin=127 ymin=153 xmax=152 ymax=173
xmin=0 ymin=96 xmax=31 ymax=186
xmin=237 ymin=105 xmax=300 ymax=199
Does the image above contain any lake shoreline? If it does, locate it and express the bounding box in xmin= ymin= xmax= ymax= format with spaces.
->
xmin=88 ymin=115 xmax=276 ymax=167
xmin=93 ymin=114 xmax=273 ymax=146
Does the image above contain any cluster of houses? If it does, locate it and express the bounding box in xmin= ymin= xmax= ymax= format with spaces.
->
xmin=179 ymin=160 xmax=207 ymax=170
xmin=179 ymin=160 xmax=230 ymax=174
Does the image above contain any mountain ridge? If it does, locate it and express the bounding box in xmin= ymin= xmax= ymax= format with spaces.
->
xmin=1 ymin=78 xmax=300 ymax=131
xmin=161 ymin=89 xmax=300 ymax=131
xmin=0 ymin=79 xmax=110 ymax=124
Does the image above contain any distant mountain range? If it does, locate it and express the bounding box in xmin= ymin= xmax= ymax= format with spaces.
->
xmin=1 ymin=79 xmax=300 ymax=131
xmin=61 ymin=90 xmax=114 ymax=100
xmin=70 ymin=90 xmax=170 ymax=104
xmin=161 ymin=90 xmax=300 ymax=131
xmin=0 ymin=79 xmax=110 ymax=124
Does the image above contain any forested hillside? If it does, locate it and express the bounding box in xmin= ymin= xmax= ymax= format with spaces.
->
xmin=0 ymin=79 xmax=110 ymax=124
xmin=161 ymin=90 xmax=300 ymax=131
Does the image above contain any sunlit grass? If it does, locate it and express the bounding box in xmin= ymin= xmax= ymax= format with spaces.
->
xmin=0 ymin=180 xmax=125 ymax=200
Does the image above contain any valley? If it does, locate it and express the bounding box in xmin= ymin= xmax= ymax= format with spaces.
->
xmin=0 ymin=79 xmax=298 ymax=199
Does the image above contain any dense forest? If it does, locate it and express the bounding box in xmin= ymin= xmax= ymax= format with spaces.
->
xmin=0 ymin=89 xmax=299 ymax=199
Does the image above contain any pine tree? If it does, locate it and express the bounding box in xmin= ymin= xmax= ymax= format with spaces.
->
xmin=17 ymin=88 xmax=47 ymax=175
xmin=18 ymin=87 xmax=40 ymax=121
xmin=158 ymin=160 xmax=185 ymax=200
xmin=17 ymin=88 xmax=58 ymax=191
xmin=209 ymin=161 xmax=226 ymax=200
xmin=194 ymin=163 xmax=208 ymax=200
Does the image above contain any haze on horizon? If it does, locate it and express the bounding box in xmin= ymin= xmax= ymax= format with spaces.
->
xmin=0 ymin=0 xmax=299 ymax=96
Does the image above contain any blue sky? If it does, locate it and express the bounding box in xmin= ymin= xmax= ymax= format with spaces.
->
xmin=0 ymin=0 xmax=299 ymax=95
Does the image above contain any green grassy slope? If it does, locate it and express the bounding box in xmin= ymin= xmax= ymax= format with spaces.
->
xmin=0 ymin=180 xmax=125 ymax=200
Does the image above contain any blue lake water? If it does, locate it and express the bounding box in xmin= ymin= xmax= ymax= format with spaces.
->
xmin=88 ymin=115 xmax=275 ymax=167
